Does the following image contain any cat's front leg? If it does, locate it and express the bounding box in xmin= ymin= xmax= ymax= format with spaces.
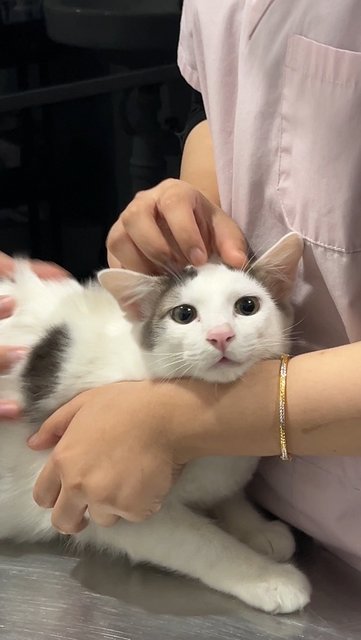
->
xmin=215 ymin=493 xmax=295 ymax=563
xmin=80 ymin=503 xmax=310 ymax=614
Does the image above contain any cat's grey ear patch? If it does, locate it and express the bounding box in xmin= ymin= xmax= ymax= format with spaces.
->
xmin=22 ymin=325 xmax=70 ymax=421
xmin=182 ymin=266 xmax=198 ymax=280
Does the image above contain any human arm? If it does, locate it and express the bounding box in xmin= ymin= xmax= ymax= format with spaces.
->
xmin=176 ymin=341 xmax=361 ymax=459
xmin=179 ymin=118 xmax=221 ymax=206
xmin=107 ymin=118 xmax=247 ymax=272
xmin=28 ymin=341 xmax=361 ymax=533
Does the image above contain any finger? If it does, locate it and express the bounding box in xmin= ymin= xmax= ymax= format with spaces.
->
xmin=0 ymin=252 xmax=69 ymax=280
xmin=33 ymin=459 xmax=62 ymax=508
xmin=0 ymin=296 xmax=15 ymax=320
xmin=30 ymin=261 xmax=70 ymax=280
xmin=50 ymin=487 xmax=89 ymax=534
xmin=112 ymin=468 xmax=172 ymax=523
xmin=27 ymin=393 xmax=85 ymax=449
xmin=212 ymin=211 xmax=248 ymax=268
xmin=122 ymin=197 xmax=177 ymax=262
xmin=124 ymin=213 xmax=184 ymax=271
xmin=116 ymin=501 xmax=163 ymax=523
xmin=0 ymin=252 xmax=14 ymax=277
xmin=157 ymin=194 xmax=208 ymax=265
xmin=107 ymin=218 xmax=160 ymax=274
xmin=111 ymin=230 xmax=163 ymax=275
xmin=107 ymin=252 xmax=122 ymax=269
xmin=87 ymin=505 xmax=120 ymax=528
xmin=0 ymin=401 xmax=21 ymax=419
xmin=0 ymin=346 xmax=28 ymax=373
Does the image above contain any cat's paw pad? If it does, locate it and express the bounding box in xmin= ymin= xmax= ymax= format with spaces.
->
xmin=247 ymin=521 xmax=295 ymax=562
xmin=240 ymin=563 xmax=311 ymax=614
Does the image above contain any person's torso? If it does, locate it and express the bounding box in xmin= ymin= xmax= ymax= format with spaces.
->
xmin=178 ymin=0 xmax=361 ymax=570
xmin=179 ymin=0 xmax=361 ymax=352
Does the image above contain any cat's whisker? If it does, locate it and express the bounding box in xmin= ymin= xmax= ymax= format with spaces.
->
xmin=283 ymin=317 xmax=306 ymax=333
xmin=158 ymin=361 xmax=194 ymax=382
xmin=151 ymin=354 xmax=186 ymax=362
xmin=150 ymin=350 xmax=188 ymax=359
xmin=150 ymin=357 xmax=189 ymax=369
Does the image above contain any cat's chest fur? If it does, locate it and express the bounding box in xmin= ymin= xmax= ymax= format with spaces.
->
xmin=170 ymin=456 xmax=258 ymax=506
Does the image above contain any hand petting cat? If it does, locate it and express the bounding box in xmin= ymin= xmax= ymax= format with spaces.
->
xmin=29 ymin=381 xmax=184 ymax=533
xmin=0 ymin=251 xmax=67 ymax=418
xmin=107 ymin=179 xmax=248 ymax=273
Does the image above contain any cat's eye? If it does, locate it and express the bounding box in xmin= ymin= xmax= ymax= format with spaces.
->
xmin=170 ymin=305 xmax=197 ymax=324
xmin=234 ymin=296 xmax=260 ymax=316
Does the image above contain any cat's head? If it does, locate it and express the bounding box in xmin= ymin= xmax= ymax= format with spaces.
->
xmin=98 ymin=233 xmax=303 ymax=383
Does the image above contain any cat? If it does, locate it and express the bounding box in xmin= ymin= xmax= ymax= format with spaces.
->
xmin=0 ymin=232 xmax=311 ymax=614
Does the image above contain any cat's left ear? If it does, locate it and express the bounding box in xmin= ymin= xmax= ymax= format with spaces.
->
xmin=97 ymin=268 xmax=164 ymax=321
xmin=249 ymin=232 xmax=304 ymax=302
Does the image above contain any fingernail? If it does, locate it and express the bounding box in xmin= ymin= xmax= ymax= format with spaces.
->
xmin=0 ymin=401 xmax=20 ymax=419
xmin=189 ymin=248 xmax=207 ymax=265
xmin=229 ymin=250 xmax=248 ymax=268
xmin=7 ymin=347 xmax=29 ymax=366
xmin=27 ymin=434 xmax=38 ymax=446
xmin=0 ymin=296 xmax=14 ymax=319
xmin=152 ymin=503 xmax=162 ymax=514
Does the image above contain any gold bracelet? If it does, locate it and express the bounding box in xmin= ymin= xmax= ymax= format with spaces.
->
xmin=279 ymin=354 xmax=292 ymax=461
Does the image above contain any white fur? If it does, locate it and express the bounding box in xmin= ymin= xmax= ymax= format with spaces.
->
xmin=146 ymin=262 xmax=289 ymax=383
xmin=0 ymin=234 xmax=311 ymax=613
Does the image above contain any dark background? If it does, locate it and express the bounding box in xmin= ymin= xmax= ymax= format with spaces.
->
xmin=0 ymin=0 xmax=191 ymax=278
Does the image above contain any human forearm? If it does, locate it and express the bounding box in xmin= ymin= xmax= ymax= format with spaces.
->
xmin=180 ymin=120 xmax=221 ymax=207
xmin=286 ymin=343 xmax=361 ymax=455
xmin=166 ymin=342 xmax=361 ymax=460
xmin=29 ymin=342 xmax=361 ymax=530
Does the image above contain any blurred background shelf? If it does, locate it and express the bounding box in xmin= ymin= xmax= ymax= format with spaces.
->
xmin=44 ymin=0 xmax=182 ymax=52
xmin=0 ymin=0 xmax=190 ymax=277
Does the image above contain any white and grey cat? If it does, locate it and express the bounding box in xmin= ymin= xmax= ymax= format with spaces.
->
xmin=0 ymin=232 xmax=310 ymax=614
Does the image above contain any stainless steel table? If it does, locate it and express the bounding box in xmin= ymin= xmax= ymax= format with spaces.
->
xmin=0 ymin=538 xmax=360 ymax=640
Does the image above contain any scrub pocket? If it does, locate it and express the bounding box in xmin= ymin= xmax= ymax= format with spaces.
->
xmin=277 ymin=35 xmax=361 ymax=253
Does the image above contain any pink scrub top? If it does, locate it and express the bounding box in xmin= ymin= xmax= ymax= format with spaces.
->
xmin=178 ymin=0 xmax=361 ymax=570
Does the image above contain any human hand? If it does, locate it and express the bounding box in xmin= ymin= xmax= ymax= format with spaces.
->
xmin=0 ymin=251 xmax=68 ymax=280
xmin=107 ymin=178 xmax=248 ymax=273
xmin=0 ymin=252 xmax=68 ymax=418
xmin=28 ymin=382 xmax=185 ymax=533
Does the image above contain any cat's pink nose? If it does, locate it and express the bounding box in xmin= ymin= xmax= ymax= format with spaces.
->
xmin=206 ymin=323 xmax=235 ymax=352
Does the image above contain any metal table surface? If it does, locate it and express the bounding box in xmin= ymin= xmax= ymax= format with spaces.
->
xmin=0 ymin=538 xmax=360 ymax=640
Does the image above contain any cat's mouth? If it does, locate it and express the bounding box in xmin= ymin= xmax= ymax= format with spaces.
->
xmin=215 ymin=356 xmax=240 ymax=367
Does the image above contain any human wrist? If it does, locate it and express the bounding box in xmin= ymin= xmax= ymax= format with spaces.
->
xmin=155 ymin=360 xmax=282 ymax=463
xmin=148 ymin=342 xmax=361 ymax=462
xmin=151 ymin=378 xmax=216 ymax=465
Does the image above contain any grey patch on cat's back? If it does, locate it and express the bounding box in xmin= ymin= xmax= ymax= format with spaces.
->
xmin=141 ymin=267 xmax=198 ymax=350
xmin=22 ymin=325 xmax=70 ymax=419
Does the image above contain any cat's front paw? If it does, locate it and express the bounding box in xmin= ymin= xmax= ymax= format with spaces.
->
xmin=247 ymin=521 xmax=295 ymax=562
xmin=239 ymin=563 xmax=311 ymax=614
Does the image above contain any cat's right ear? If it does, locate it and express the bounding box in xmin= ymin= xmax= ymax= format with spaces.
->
xmin=249 ymin=233 xmax=304 ymax=302
xmin=97 ymin=269 xmax=165 ymax=321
